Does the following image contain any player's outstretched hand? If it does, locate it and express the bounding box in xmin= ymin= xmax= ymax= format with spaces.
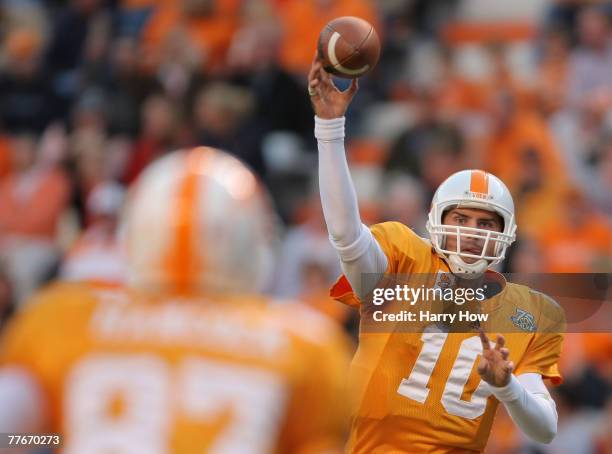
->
xmin=308 ymin=54 xmax=358 ymax=119
xmin=477 ymin=330 xmax=514 ymax=388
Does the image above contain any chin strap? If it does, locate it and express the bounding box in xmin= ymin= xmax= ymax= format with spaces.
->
xmin=448 ymin=255 xmax=488 ymax=279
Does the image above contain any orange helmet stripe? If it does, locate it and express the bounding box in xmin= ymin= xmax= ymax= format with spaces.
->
xmin=163 ymin=149 xmax=208 ymax=293
xmin=469 ymin=170 xmax=489 ymax=195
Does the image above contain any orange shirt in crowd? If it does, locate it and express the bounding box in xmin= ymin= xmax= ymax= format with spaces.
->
xmin=0 ymin=136 xmax=11 ymax=180
xmin=537 ymin=213 xmax=611 ymax=272
xmin=536 ymin=57 xmax=568 ymax=115
xmin=483 ymin=111 xmax=565 ymax=195
xmin=142 ymin=0 xmax=240 ymax=71
xmin=560 ymin=333 xmax=612 ymax=378
xmin=515 ymin=183 xmax=569 ymax=238
xmin=0 ymin=168 xmax=70 ymax=240
xmin=436 ymin=76 xmax=490 ymax=113
xmin=277 ymin=0 xmax=378 ymax=75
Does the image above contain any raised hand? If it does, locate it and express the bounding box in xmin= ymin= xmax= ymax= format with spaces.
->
xmin=477 ymin=330 xmax=514 ymax=387
xmin=307 ymin=54 xmax=359 ymax=119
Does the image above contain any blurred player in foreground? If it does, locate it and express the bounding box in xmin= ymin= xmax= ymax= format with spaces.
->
xmin=0 ymin=147 xmax=351 ymax=453
xmin=308 ymin=57 xmax=565 ymax=453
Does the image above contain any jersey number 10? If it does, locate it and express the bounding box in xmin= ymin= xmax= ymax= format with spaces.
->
xmin=397 ymin=332 xmax=492 ymax=419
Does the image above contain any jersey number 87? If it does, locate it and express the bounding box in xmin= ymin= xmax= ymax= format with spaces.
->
xmin=64 ymin=355 xmax=286 ymax=454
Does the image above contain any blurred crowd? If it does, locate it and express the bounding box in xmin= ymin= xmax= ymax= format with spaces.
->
xmin=0 ymin=0 xmax=610 ymax=452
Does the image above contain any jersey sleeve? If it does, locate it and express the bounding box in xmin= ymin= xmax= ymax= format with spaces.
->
xmin=330 ymin=222 xmax=431 ymax=307
xmin=514 ymin=332 xmax=564 ymax=385
xmin=0 ymin=292 xmax=52 ymax=374
xmin=0 ymin=284 xmax=88 ymax=390
xmin=370 ymin=222 xmax=431 ymax=273
xmin=514 ymin=292 xmax=566 ymax=385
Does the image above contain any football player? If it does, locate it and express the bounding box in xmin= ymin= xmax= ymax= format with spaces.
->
xmin=308 ymin=57 xmax=565 ymax=453
xmin=0 ymin=147 xmax=351 ymax=453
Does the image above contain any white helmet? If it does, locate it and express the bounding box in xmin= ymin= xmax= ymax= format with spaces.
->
xmin=426 ymin=169 xmax=517 ymax=277
xmin=122 ymin=147 xmax=278 ymax=294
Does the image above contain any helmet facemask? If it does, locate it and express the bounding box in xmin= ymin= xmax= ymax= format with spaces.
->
xmin=427 ymin=200 xmax=516 ymax=278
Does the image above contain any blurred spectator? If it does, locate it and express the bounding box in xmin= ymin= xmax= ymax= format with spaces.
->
xmin=273 ymin=195 xmax=341 ymax=299
xmin=44 ymin=0 xmax=110 ymax=119
xmin=560 ymin=333 xmax=612 ymax=382
xmin=70 ymin=129 xmax=108 ymax=218
xmin=59 ymin=181 xmax=125 ymax=284
xmin=142 ymin=0 xmax=241 ymax=73
xmin=482 ymin=41 xmax=531 ymax=109
xmin=593 ymin=397 xmax=612 ymax=454
xmin=590 ymin=135 xmax=612 ymax=215
xmin=298 ymin=260 xmax=351 ymax=326
xmin=503 ymin=238 xmax=546 ymax=274
xmin=537 ymin=188 xmax=610 ymax=272
xmin=0 ymin=29 xmax=56 ymax=133
xmin=507 ymin=146 xmax=570 ymax=238
xmin=104 ymin=36 xmax=163 ymax=135
xmin=0 ymin=133 xmax=70 ymax=303
xmin=566 ymin=5 xmax=612 ymax=109
xmin=122 ymin=93 xmax=179 ymax=184
xmin=380 ymin=173 xmax=427 ymax=235
xmin=118 ymin=0 xmax=158 ymax=38
xmin=430 ymin=46 xmax=485 ymax=115
xmin=192 ymin=81 xmax=265 ymax=175
xmin=227 ymin=0 xmax=313 ymax=140
xmin=481 ymin=90 xmax=565 ymax=195
xmin=0 ymin=132 xmax=11 ymax=180
xmin=0 ymin=264 xmax=12 ymax=330
xmin=385 ymin=90 xmax=463 ymax=198
xmin=535 ymin=28 xmax=572 ymax=116
xmin=71 ymin=87 xmax=109 ymax=135
xmin=0 ymin=133 xmax=69 ymax=238
xmin=543 ymin=0 xmax=582 ymax=38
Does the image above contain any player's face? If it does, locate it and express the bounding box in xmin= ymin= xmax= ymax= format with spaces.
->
xmin=442 ymin=208 xmax=503 ymax=263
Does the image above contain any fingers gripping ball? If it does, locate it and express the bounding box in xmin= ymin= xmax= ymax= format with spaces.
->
xmin=317 ymin=16 xmax=380 ymax=79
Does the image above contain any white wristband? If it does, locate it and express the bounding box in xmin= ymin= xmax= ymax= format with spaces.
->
xmin=488 ymin=374 xmax=522 ymax=402
xmin=314 ymin=116 xmax=345 ymax=142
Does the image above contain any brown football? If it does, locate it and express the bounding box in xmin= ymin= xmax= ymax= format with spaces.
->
xmin=317 ymin=16 xmax=380 ymax=79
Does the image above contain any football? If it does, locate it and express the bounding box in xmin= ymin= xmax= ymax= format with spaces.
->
xmin=317 ymin=16 xmax=380 ymax=79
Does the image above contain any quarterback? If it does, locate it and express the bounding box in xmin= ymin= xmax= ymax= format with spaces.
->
xmin=308 ymin=58 xmax=565 ymax=453
xmin=0 ymin=148 xmax=350 ymax=453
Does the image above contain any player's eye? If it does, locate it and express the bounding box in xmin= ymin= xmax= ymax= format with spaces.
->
xmin=478 ymin=221 xmax=493 ymax=229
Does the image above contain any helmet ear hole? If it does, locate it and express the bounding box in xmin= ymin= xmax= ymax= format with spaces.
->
xmin=494 ymin=212 xmax=504 ymax=232
xmin=441 ymin=205 xmax=457 ymax=224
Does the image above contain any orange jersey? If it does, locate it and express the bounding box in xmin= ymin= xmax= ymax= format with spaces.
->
xmin=0 ymin=283 xmax=351 ymax=454
xmin=330 ymin=222 xmax=564 ymax=453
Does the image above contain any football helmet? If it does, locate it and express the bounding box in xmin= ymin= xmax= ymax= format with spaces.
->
xmin=426 ymin=170 xmax=517 ymax=277
xmin=123 ymin=147 xmax=278 ymax=294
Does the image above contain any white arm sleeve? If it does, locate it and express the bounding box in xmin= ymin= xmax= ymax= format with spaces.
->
xmin=0 ymin=368 xmax=44 ymax=432
xmin=0 ymin=368 xmax=44 ymax=454
xmin=488 ymin=373 xmax=558 ymax=444
xmin=315 ymin=116 xmax=388 ymax=298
